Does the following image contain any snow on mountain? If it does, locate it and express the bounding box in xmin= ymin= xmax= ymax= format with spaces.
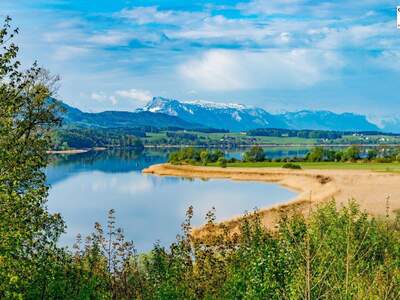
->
xmin=140 ymin=97 xmax=286 ymax=131
xmin=139 ymin=97 xmax=383 ymax=132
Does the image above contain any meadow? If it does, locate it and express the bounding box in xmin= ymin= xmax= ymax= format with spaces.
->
xmin=214 ymin=161 xmax=400 ymax=172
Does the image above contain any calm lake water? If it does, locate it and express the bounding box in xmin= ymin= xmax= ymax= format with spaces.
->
xmin=46 ymin=148 xmax=299 ymax=252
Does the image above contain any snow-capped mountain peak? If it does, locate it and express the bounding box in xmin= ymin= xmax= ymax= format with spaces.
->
xmin=139 ymin=97 xmax=284 ymax=131
xmin=138 ymin=96 xmax=381 ymax=132
xmin=183 ymin=99 xmax=247 ymax=110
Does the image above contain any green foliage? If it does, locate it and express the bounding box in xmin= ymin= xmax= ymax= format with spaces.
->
xmin=217 ymin=157 xmax=227 ymax=168
xmin=168 ymin=148 xmax=225 ymax=165
xmin=282 ymin=162 xmax=302 ymax=169
xmin=0 ymin=17 xmax=65 ymax=298
xmin=342 ymin=145 xmax=361 ymax=162
xmin=248 ymin=128 xmax=343 ymax=139
xmin=200 ymin=150 xmax=209 ymax=165
xmin=243 ymin=146 xmax=265 ymax=162
xmin=367 ymin=148 xmax=378 ymax=160
xmin=36 ymin=201 xmax=399 ymax=299
xmin=2 ymin=17 xmax=400 ymax=299
xmin=306 ymin=147 xmax=325 ymax=162
xmin=53 ymin=128 xmax=145 ymax=150
xmin=304 ymin=146 xmax=366 ymax=163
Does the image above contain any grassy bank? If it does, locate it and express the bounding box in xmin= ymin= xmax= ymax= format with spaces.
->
xmin=209 ymin=161 xmax=400 ymax=172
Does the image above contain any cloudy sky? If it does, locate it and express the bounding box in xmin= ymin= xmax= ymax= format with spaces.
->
xmin=0 ymin=0 xmax=399 ymax=120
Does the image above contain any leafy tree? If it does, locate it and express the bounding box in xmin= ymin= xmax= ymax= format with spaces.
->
xmin=200 ymin=150 xmax=209 ymax=165
xmin=342 ymin=145 xmax=361 ymax=162
xmin=243 ymin=146 xmax=265 ymax=162
xmin=0 ymin=17 xmax=64 ymax=298
xmin=217 ymin=157 xmax=227 ymax=168
xmin=367 ymin=148 xmax=378 ymax=160
xmin=306 ymin=147 xmax=324 ymax=162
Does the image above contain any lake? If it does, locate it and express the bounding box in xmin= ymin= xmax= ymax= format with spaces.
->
xmin=46 ymin=148 xmax=299 ymax=252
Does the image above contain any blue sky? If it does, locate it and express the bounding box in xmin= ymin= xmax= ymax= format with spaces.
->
xmin=0 ymin=0 xmax=399 ymax=122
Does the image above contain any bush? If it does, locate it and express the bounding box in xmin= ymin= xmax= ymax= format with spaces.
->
xmin=342 ymin=145 xmax=361 ymax=162
xmin=40 ymin=201 xmax=399 ymax=299
xmin=217 ymin=157 xmax=227 ymax=168
xmin=168 ymin=148 xmax=227 ymax=165
xmin=282 ymin=162 xmax=302 ymax=169
xmin=367 ymin=149 xmax=378 ymax=160
xmin=243 ymin=146 xmax=265 ymax=162
xmin=306 ymin=147 xmax=324 ymax=162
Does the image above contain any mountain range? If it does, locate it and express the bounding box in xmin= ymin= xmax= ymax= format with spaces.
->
xmin=58 ymin=97 xmax=397 ymax=133
xmin=139 ymin=97 xmax=381 ymax=132
xmin=56 ymin=99 xmax=201 ymax=129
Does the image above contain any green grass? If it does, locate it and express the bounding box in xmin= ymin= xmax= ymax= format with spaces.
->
xmin=143 ymin=130 xmax=400 ymax=146
xmin=209 ymin=161 xmax=400 ymax=172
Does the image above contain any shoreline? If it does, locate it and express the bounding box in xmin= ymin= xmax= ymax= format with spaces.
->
xmin=48 ymin=143 xmax=400 ymax=154
xmin=143 ymin=163 xmax=400 ymax=234
xmin=47 ymin=149 xmax=91 ymax=154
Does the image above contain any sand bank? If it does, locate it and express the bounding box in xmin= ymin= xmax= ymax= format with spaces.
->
xmin=47 ymin=149 xmax=90 ymax=154
xmin=143 ymin=164 xmax=400 ymax=233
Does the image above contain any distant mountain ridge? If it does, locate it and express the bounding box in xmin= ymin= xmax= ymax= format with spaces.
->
xmin=55 ymin=99 xmax=202 ymax=129
xmin=138 ymin=97 xmax=287 ymax=131
xmin=279 ymin=110 xmax=379 ymax=132
xmin=140 ymin=97 xmax=381 ymax=132
xmin=56 ymin=97 xmax=397 ymax=133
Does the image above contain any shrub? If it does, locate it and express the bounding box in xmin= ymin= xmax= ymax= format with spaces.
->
xmin=342 ymin=145 xmax=361 ymax=162
xmin=367 ymin=149 xmax=378 ymax=160
xmin=200 ymin=150 xmax=209 ymax=165
xmin=217 ymin=157 xmax=227 ymax=168
xmin=282 ymin=162 xmax=302 ymax=169
xmin=50 ymin=201 xmax=400 ymax=299
xmin=306 ymin=147 xmax=324 ymax=162
xmin=243 ymin=146 xmax=265 ymax=162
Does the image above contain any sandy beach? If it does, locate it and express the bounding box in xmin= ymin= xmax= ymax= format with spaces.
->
xmin=143 ymin=164 xmax=400 ymax=233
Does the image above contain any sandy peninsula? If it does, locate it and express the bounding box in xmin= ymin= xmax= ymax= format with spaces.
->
xmin=143 ymin=164 xmax=400 ymax=233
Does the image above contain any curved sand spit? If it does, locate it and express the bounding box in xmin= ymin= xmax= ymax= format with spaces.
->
xmin=143 ymin=164 xmax=400 ymax=233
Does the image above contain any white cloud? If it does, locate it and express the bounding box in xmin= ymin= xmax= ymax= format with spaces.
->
xmin=90 ymin=92 xmax=108 ymax=101
xmin=179 ymin=49 xmax=344 ymax=91
xmin=373 ymin=51 xmax=400 ymax=72
xmin=314 ymin=22 xmax=396 ymax=50
xmin=53 ymin=46 xmax=89 ymax=61
xmin=109 ymin=96 xmax=118 ymax=106
xmin=237 ymin=0 xmax=305 ymax=16
xmin=91 ymin=92 xmax=118 ymax=106
xmin=89 ymin=89 xmax=152 ymax=108
xmin=118 ymin=6 xmax=206 ymax=25
xmin=116 ymin=89 xmax=153 ymax=103
xmin=87 ymin=31 xmax=132 ymax=46
xmin=168 ymin=14 xmax=273 ymax=43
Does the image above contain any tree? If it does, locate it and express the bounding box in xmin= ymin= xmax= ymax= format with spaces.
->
xmin=200 ymin=150 xmax=209 ymax=165
xmin=306 ymin=147 xmax=324 ymax=162
xmin=342 ymin=146 xmax=360 ymax=162
xmin=243 ymin=146 xmax=265 ymax=162
xmin=367 ymin=149 xmax=378 ymax=160
xmin=0 ymin=17 xmax=64 ymax=298
xmin=217 ymin=157 xmax=227 ymax=168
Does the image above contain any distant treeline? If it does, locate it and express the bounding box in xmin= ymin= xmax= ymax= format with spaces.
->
xmin=247 ymin=128 xmax=400 ymax=139
xmin=53 ymin=128 xmax=145 ymax=150
xmin=165 ymin=126 xmax=229 ymax=133
xmin=245 ymin=145 xmax=400 ymax=163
